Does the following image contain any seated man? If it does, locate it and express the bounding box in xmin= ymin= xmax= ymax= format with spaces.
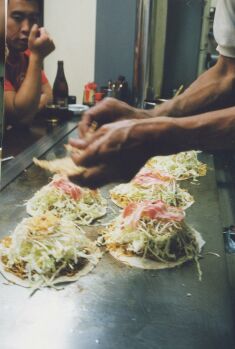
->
xmin=4 ymin=0 xmax=55 ymax=126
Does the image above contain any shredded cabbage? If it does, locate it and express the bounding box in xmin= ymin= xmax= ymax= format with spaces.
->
xmin=146 ymin=151 xmax=207 ymax=181
xmin=0 ymin=213 xmax=101 ymax=288
xmin=102 ymin=208 xmax=200 ymax=265
xmin=110 ymin=179 xmax=194 ymax=210
xmin=26 ymin=184 xmax=107 ymax=225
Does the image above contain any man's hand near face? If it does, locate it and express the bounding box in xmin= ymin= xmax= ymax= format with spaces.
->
xmin=4 ymin=0 xmax=55 ymax=126
xmin=29 ymin=24 xmax=55 ymax=61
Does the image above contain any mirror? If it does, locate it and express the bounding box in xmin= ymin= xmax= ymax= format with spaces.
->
xmin=2 ymin=0 xmax=97 ymax=160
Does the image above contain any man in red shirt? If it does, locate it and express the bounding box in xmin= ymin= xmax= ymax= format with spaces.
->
xmin=5 ymin=0 xmax=55 ymax=125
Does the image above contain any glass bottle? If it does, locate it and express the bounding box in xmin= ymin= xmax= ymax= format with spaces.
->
xmin=53 ymin=61 xmax=69 ymax=107
xmin=117 ymin=75 xmax=129 ymax=102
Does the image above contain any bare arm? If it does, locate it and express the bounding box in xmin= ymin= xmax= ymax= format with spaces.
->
xmin=5 ymin=53 xmax=43 ymax=124
xmin=69 ymin=105 xmax=235 ymax=187
xmin=153 ymin=55 xmax=235 ymax=117
xmin=174 ymin=106 xmax=235 ymax=152
xmin=78 ymin=56 xmax=235 ymax=138
xmin=4 ymin=25 xmax=55 ymax=125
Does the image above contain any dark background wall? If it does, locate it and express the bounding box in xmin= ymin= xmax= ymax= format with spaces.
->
xmin=95 ymin=0 xmax=204 ymax=100
xmin=95 ymin=0 xmax=137 ymax=88
xmin=162 ymin=0 xmax=204 ymax=98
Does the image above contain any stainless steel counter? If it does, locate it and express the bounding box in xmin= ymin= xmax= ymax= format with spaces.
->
xmin=1 ymin=119 xmax=78 ymax=189
xmin=0 ymin=130 xmax=234 ymax=349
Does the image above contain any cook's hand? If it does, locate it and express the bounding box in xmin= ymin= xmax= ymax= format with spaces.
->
xmin=28 ymin=24 xmax=55 ymax=59
xmin=69 ymin=119 xmax=156 ymax=188
xmin=79 ymin=98 xmax=152 ymax=139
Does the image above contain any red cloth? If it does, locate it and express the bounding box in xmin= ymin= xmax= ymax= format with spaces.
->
xmin=4 ymin=50 xmax=48 ymax=92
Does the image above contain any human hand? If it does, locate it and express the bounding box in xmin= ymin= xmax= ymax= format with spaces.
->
xmin=28 ymin=24 xmax=55 ymax=60
xmin=78 ymin=97 xmax=152 ymax=139
xmin=69 ymin=119 xmax=156 ymax=188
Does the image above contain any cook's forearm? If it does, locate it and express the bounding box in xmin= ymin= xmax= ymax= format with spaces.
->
xmin=136 ymin=106 xmax=235 ymax=155
xmin=176 ymin=106 xmax=235 ymax=151
xmin=153 ymin=56 xmax=235 ymax=118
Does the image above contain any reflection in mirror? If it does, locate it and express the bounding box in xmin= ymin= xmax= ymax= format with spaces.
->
xmin=1 ymin=0 xmax=97 ymax=189
xmin=2 ymin=0 xmax=97 ymax=161
xmin=3 ymin=0 xmax=55 ymax=158
xmin=0 ymin=0 xmax=5 ymax=181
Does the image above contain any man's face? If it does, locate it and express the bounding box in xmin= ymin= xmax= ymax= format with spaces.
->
xmin=7 ymin=0 xmax=39 ymax=52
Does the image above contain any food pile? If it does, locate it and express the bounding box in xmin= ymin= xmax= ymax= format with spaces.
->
xmin=0 ymin=213 xmax=101 ymax=288
xmin=0 ymin=150 xmax=207 ymax=289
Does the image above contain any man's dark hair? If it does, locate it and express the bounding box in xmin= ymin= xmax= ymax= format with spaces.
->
xmin=8 ymin=0 xmax=41 ymax=2
xmin=8 ymin=0 xmax=43 ymax=25
xmin=8 ymin=0 xmax=42 ymax=6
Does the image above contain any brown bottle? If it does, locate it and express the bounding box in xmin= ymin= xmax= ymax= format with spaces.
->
xmin=53 ymin=61 xmax=69 ymax=107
